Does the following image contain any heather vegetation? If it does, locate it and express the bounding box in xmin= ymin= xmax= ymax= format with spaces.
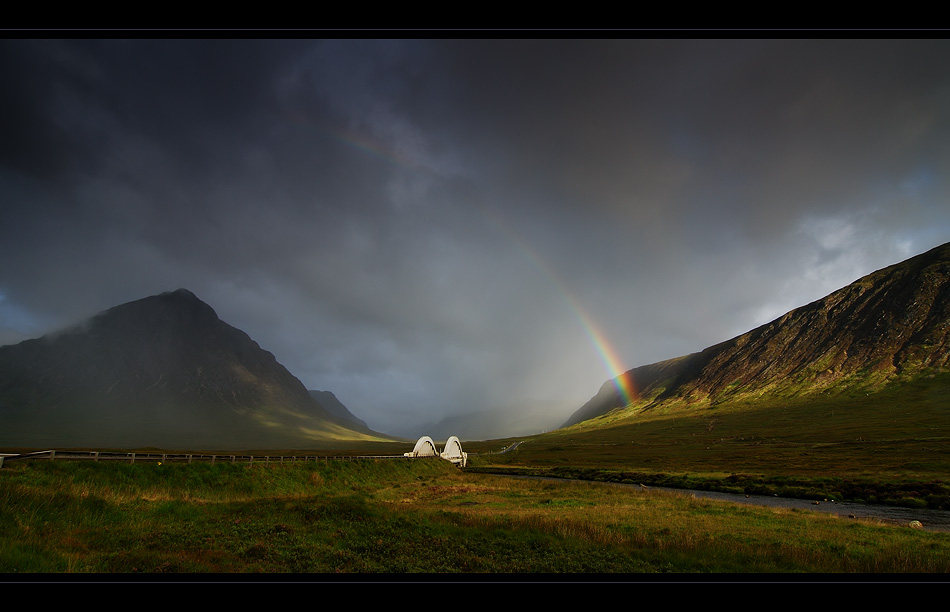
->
xmin=2 ymin=458 xmax=948 ymax=574
xmin=467 ymin=371 xmax=950 ymax=511
xmin=3 ymin=367 xmax=947 ymax=574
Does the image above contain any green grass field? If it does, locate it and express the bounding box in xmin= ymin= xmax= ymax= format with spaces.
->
xmin=2 ymin=373 xmax=948 ymax=574
xmin=1 ymin=457 xmax=948 ymax=573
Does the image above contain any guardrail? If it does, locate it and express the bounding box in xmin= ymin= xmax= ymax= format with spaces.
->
xmin=0 ymin=439 xmax=517 ymax=468
xmin=0 ymin=450 xmax=418 ymax=467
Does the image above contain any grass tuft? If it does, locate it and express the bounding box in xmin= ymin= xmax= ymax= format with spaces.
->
xmin=6 ymin=458 xmax=948 ymax=573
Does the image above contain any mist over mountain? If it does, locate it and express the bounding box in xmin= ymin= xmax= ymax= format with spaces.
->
xmin=308 ymin=390 xmax=369 ymax=431
xmin=0 ymin=289 xmax=390 ymax=449
xmin=5 ymin=239 xmax=948 ymax=449
xmin=404 ymin=400 xmax=575 ymax=443
xmin=565 ymin=242 xmax=950 ymax=427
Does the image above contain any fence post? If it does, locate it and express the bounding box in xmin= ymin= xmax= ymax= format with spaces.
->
xmin=211 ymin=455 xmax=215 ymax=465
xmin=130 ymin=453 xmax=135 ymax=464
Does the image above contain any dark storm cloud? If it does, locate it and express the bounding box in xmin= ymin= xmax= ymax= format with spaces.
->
xmin=2 ymin=38 xmax=949 ymax=436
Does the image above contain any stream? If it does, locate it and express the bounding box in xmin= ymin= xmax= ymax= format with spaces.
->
xmin=654 ymin=486 xmax=950 ymax=532
xmin=494 ymin=474 xmax=950 ymax=533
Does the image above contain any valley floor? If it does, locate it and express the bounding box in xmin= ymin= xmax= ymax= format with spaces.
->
xmin=2 ymin=458 xmax=948 ymax=574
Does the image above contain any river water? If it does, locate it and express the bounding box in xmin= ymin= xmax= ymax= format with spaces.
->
xmin=495 ymin=474 xmax=950 ymax=533
xmin=654 ymin=486 xmax=950 ymax=533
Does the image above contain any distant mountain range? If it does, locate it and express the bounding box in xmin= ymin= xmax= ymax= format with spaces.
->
xmin=6 ymin=242 xmax=947 ymax=450
xmin=0 ymin=289 xmax=392 ymax=449
xmin=565 ymin=241 xmax=950 ymax=427
xmin=406 ymin=400 xmax=575 ymax=442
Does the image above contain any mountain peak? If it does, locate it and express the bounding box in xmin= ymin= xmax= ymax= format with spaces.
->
xmin=0 ymin=289 xmax=383 ymax=448
xmin=163 ymin=288 xmax=202 ymax=301
xmin=83 ymin=288 xmax=222 ymax=337
xmin=125 ymin=287 xmax=215 ymax=313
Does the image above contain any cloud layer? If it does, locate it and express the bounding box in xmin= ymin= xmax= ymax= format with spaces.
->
xmin=2 ymin=39 xmax=948 ymax=436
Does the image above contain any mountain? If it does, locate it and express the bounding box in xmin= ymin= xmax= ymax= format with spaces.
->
xmin=0 ymin=289 xmax=392 ymax=449
xmin=406 ymin=400 xmax=578 ymax=442
xmin=308 ymin=390 xmax=369 ymax=431
xmin=564 ymin=242 xmax=950 ymax=427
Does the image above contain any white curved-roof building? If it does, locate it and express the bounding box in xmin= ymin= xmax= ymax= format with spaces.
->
xmin=440 ymin=436 xmax=468 ymax=467
xmin=404 ymin=435 xmax=468 ymax=467
xmin=404 ymin=436 xmax=438 ymax=457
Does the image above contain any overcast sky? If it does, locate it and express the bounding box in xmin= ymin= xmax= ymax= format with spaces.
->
xmin=2 ymin=38 xmax=949 ymax=436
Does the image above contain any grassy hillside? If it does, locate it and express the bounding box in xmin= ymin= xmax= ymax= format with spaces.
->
xmin=566 ymin=242 xmax=950 ymax=428
xmin=2 ymin=458 xmax=948 ymax=573
xmin=470 ymin=371 xmax=950 ymax=509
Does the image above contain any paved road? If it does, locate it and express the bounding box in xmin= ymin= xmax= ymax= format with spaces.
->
xmin=498 ymin=441 xmax=522 ymax=454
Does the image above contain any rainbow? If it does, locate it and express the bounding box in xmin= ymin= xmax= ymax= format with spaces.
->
xmin=479 ymin=207 xmax=637 ymax=408
xmin=334 ymin=126 xmax=430 ymax=172
xmin=302 ymin=116 xmax=636 ymax=407
xmin=282 ymin=108 xmax=434 ymax=174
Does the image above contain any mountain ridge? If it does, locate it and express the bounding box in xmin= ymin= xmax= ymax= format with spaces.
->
xmin=564 ymin=242 xmax=950 ymax=427
xmin=0 ymin=288 xmax=391 ymax=449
